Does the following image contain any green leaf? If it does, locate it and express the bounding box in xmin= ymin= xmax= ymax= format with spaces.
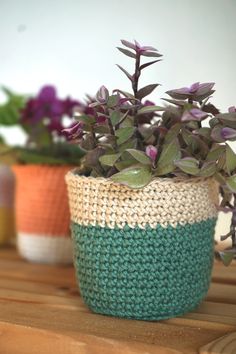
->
xmin=110 ymin=111 xmax=121 ymax=126
xmin=196 ymin=127 xmax=211 ymax=139
xmin=217 ymin=112 xmax=236 ymax=128
xmin=214 ymin=172 xmax=225 ymax=185
xmin=218 ymin=251 xmax=235 ymax=266
xmin=198 ymin=161 xmax=216 ymax=177
xmin=206 ymin=145 xmax=225 ymax=161
xmin=111 ymin=165 xmax=152 ymax=189
xmin=209 ymin=117 xmax=219 ymax=128
xmin=75 ymin=114 xmax=96 ymax=124
xmin=226 ymin=175 xmax=236 ymax=192
xmin=217 ymin=153 xmax=226 ymax=171
xmin=118 ymin=138 xmax=137 ymax=152
xmin=19 ymin=151 xmax=69 ymax=165
xmin=99 ymin=153 xmax=121 ymax=166
xmin=115 ymin=159 xmax=137 ymax=171
xmin=137 ymin=105 xmax=164 ymax=115
xmin=155 ymin=139 xmax=181 ymax=175
xmin=18 ymin=144 xmax=85 ymax=165
xmin=226 ymin=144 xmax=236 ymax=174
xmin=136 ymin=84 xmax=159 ymax=100
xmin=211 ymin=125 xmax=225 ymax=142
xmin=112 ymin=89 xmax=135 ymax=100
xmin=174 ymin=157 xmax=200 ymax=175
xmin=94 ymin=125 xmax=110 ymax=134
xmin=115 ymin=127 xmax=135 ymax=145
xmin=164 ymin=123 xmax=181 ymax=143
xmin=0 ymin=88 xmax=25 ymax=126
xmin=125 ymin=149 xmax=151 ymax=165
xmin=107 ymin=94 xmax=119 ymax=108
xmin=215 ymin=172 xmax=225 ymax=185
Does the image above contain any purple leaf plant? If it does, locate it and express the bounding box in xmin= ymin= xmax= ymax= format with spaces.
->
xmin=63 ymin=39 xmax=236 ymax=264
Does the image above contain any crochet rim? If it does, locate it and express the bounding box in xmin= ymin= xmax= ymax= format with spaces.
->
xmin=66 ymin=168 xmax=218 ymax=188
xmin=66 ymin=170 xmax=219 ymax=229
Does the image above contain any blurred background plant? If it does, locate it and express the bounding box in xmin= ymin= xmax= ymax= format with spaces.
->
xmin=0 ymin=85 xmax=85 ymax=165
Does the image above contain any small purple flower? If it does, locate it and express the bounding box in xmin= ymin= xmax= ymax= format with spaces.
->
xmin=228 ymin=106 xmax=236 ymax=113
xmin=62 ymin=122 xmax=83 ymax=141
xmin=221 ymin=127 xmax=236 ymax=140
xmin=181 ymin=108 xmax=208 ymax=122
xmin=21 ymin=85 xmax=64 ymax=125
xmin=38 ymin=85 xmax=57 ymax=101
xmin=37 ymin=85 xmax=64 ymax=118
xmin=146 ymin=145 xmax=157 ymax=163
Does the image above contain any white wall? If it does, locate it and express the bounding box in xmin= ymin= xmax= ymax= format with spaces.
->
xmin=0 ymin=0 xmax=236 ymax=240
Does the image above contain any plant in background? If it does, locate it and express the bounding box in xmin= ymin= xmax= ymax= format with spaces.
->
xmin=0 ymin=85 xmax=84 ymax=164
xmin=63 ymin=39 xmax=236 ymax=265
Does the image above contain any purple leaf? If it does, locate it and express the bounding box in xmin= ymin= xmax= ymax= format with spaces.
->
xmin=196 ymin=82 xmax=215 ymax=96
xmin=116 ymin=64 xmax=133 ymax=82
xmin=121 ymin=39 xmax=136 ymax=50
xmin=221 ymin=127 xmax=236 ymax=140
xmin=117 ymin=47 xmax=136 ymax=59
xmin=189 ymin=82 xmax=200 ymax=93
xmin=141 ymin=51 xmax=162 ymax=58
xmin=140 ymin=59 xmax=161 ymax=71
xmin=136 ymin=84 xmax=159 ymax=100
xmin=62 ymin=122 xmax=83 ymax=140
xmin=96 ymin=85 xmax=109 ymax=104
xmin=211 ymin=126 xmax=225 ymax=143
xmin=181 ymin=108 xmax=208 ymax=122
xmin=141 ymin=45 xmax=158 ymax=51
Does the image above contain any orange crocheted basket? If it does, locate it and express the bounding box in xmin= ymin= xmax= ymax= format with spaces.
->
xmin=13 ymin=164 xmax=72 ymax=236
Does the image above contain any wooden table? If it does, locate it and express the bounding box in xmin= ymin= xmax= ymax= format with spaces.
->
xmin=0 ymin=248 xmax=235 ymax=354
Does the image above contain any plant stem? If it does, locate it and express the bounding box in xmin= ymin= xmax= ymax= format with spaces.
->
xmin=90 ymin=125 xmax=97 ymax=149
xmin=132 ymin=53 xmax=141 ymax=98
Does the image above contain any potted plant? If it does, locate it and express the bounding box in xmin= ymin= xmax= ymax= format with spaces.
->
xmin=0 ymin=85 xmax=84 ymax=263
xmin=65 ymin=39 xmax=235 ymax=320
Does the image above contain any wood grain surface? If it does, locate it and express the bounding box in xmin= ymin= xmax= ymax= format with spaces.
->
xmin=0 ymin=247 xmax=235 ymax=354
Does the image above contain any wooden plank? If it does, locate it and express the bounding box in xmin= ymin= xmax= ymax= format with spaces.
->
xmin=0 ymin=248 xmax=236 ymax=354
xmin=212 ymin=262 xmax=236 ymax=285
xmin=0 ymin=258 xmax=76 ymax=287
xmin=0 ymin=323 xmax=181 ymax=354
xmin=0 ymin=299 xmax=234 ymax=354
xmin=0 ymin=278 xmax=78 ymax=297
xmin=199 ymin=332 xmax=236 ymax=354
xmin=207 ymin=283 xmax=236 ymax=305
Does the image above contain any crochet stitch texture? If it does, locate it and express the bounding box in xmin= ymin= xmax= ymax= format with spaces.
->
xmin=66 ymin=171 xmax=218 ymax=320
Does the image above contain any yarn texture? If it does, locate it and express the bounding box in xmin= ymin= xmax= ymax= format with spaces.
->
xmin=66 ymin=171 xmax=218 ymax=320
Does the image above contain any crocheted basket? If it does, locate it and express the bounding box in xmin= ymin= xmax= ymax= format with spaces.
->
xmin=13 ymin=165 xmax=73 ymax=264
xmin=66 ymin=171 xmax=219 ymax=321
xmin=0 ymin=165 xmax=15 ymax=246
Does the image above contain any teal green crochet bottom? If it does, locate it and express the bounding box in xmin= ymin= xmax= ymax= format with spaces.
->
xmin=71 ymin=219 xmax=216 ymax=320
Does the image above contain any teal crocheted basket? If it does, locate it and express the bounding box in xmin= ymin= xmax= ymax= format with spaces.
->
xmin=66 ymin=172 xmax=218 ymax=321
